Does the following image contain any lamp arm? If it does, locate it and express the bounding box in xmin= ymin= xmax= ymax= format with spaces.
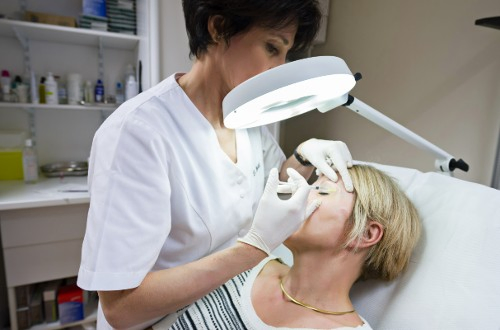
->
xmin=343 ymin=96 xmax=469 ymax=173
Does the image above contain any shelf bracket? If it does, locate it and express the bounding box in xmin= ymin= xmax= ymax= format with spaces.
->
xmin=12 ymin=27 xmax=32 ymax=76
xmin=98 ymin=36 xmax=104 ymax=81
xmin=27 ymin=107 xmax=36 ymax=142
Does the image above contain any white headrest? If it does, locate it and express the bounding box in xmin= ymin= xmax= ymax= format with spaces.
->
xmin=351 ymin=162 xmax=500 ymax=329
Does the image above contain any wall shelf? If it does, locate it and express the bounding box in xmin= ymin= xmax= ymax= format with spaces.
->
xmin=0 ymin=102 xmax=116 ymax=112
xmin=0 ymin=18 xmax=140 ymax=50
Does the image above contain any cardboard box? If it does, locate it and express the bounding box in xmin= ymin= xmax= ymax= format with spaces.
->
xmin=15 ymin=285 xmax=33 ymax=308
xmin=25 ymin=11 xmax=77 ymax=28
xmin=43 ymin=280 xmax=62 ymax=323
xmin=57 ymin=284 xmax=84 ymax=324
xmin=29 ymin=285 xmax=43 ymax=326
xmin=16 ymin=306 xmax=30 ymax=330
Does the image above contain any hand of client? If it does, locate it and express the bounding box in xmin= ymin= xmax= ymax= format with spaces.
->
xmin=238 ymin=168 xmax=320 ymax=255
xmin=298 ymin=139 xmax=354 ymax=192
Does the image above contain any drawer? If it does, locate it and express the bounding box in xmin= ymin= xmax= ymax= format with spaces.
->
xmin=0 ymin=204 xmax=89 ymax=248
xmin=3 ymin=239 xmax=83 ymax=287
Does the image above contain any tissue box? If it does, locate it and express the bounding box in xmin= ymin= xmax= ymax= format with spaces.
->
xmin=57 ymin=284 xmax=84 ymax=324
xmin=25 ymin=11 xmax=77 ymax=27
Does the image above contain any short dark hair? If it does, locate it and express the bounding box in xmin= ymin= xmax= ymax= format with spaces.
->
xmin=182 ymin=0 xmax=322 ymax=59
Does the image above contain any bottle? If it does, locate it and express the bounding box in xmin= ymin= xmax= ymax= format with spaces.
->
xmin=56 ymin=75 xmax=67 ymax=104
xmin=22 ymin=139 xmax=39 ymax=183
xmin=83 ymin=80 xmax=93 ymax=103
xmin=44 ymin=72 xmax=59 ymax=105
xmin=67 ymin=73 xmax=82 ymax=105
xmin=30 ymin=70 xmax=39 ymax=104
xmin=39 ymin=77 xmax=46 ymax=104
xmin=124 ymin=64 xmax=138 ymax=100
xmin=125 ymin=74 xmax=138 ymax=101
xmin=94 ymin=79 xmax=104 ymax=103
xmin=115 ymin=81 xmax=124 ymax=104
xmin=1 ymin=70 xmax=11 ymax=102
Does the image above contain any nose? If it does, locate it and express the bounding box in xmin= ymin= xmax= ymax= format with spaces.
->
xmin=268 ymin=56 xmax=287 ymax=70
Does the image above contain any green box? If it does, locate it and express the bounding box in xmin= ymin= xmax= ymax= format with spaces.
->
xmin=0 ymin=149 xmax=23 ymax=180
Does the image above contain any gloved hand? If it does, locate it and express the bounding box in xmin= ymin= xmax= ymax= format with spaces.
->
xmin=238 ymin=168 xmax=320 ymax=255
xmin=297 ymin=139 xmax=354 ymax=192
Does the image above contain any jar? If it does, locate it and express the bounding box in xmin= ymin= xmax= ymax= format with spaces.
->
xmin=67 ymin=73 xmax=82 ymax=105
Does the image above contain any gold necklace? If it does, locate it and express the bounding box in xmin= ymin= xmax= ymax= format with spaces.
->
xmin=279 ymin=278 xmax=355 ymax=316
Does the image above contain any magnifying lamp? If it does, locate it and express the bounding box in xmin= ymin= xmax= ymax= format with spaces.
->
xmin=222 ymin=56 xmax=469 ymax=173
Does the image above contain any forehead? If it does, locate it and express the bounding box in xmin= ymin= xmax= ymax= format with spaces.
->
xmin=317 ymin=174 xmax=348 ymax=193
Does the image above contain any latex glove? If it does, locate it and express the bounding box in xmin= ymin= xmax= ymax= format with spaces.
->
xmin=238 ymin=168 xmax=321 ymax=255
xmin=298 ymin=139 xmax=354 ymax=192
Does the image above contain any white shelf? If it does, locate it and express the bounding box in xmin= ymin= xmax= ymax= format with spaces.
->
xmin=30 ymin=313 xmax=96 ymax=330
xmin=30 ymin=298 xmax=97 ymax=330
xmin=0 ymin=18 xmax=140 ymax=50
xmin=0 ymin=102 xmax=116 ymax=112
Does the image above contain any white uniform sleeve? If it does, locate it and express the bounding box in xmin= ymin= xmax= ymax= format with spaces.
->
xmin=78 ymin=117 xmax=172 ymax=291
xmin=260 ymin=125 xmax=285 ymax=181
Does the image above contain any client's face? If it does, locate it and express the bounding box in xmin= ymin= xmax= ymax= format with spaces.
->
xmin=285 ymin=175 xmax=356 ymax=250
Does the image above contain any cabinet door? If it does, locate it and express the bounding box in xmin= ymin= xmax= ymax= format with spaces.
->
xmin=1 ymin=204 xmax=89 ymax=287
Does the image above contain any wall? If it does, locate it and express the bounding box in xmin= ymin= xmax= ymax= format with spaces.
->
xmin=159 ymin=0 xmax=192 ymax=78
xmin=282 ymin=0 xmax=500 ymax=185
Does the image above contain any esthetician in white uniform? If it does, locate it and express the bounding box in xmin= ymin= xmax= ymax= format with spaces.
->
xmin=77 ymin=1 xmax=354 ymax=329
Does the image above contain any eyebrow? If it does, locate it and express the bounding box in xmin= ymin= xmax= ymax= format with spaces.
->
xmin=270 ymin=32 xmax=290 ymax=46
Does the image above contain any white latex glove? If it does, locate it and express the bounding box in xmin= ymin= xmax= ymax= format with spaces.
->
xmin=238 ymin=168 xmax=321 ymax=255
xmin=298 ymin=139 xmax=354 ymax=192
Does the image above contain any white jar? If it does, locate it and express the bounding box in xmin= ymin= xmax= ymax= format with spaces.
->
xmin=67 ymin=73 xmax=82 ymax=105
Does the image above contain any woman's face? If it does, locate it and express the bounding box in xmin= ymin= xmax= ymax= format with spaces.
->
xmin=215 ymin=23 xmax=297 ymax=92
xmin=285 ymin=175 xmax=356 ymax=250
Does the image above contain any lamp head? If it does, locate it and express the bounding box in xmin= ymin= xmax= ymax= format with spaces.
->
xmin=222 ymin=56 xmax=357 ymax=129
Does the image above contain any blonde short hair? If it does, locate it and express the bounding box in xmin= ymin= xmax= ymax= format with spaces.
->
xmin=344 ymin=165 xmax=421 ymax=281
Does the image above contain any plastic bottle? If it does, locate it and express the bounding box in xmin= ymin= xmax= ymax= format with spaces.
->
xmin=115 ymin=81 xmax=124 ymax=104
xmin=94 ymin=79 xmax=104 ymax=103
xmin=39 ymin=77 xmax=46 ymax=104
xmin=30 ymin=70 xmax=39 ymax=104
xmin=84 ymin=80 xmax=93 ymax=103
xmin=124 ymin=64 xmax=138 ymax=100
xmin=44 ymin=72 xmax=59 ymax=105
xmin=67 ymin=73 xmax=82 ymax=105
xmin=1 ymin=70 xmax=11 ymax=102
xmin=125 ymin=74 xmax=138 ymax=101
xmin=22 ymin=139 xmax=39 ymax=183
xmin=56 ymin=75 xmax=67 ymax=104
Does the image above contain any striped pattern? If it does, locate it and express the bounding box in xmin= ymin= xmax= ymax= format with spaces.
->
xmin=169 ymin=271 xmax=251 ymax=330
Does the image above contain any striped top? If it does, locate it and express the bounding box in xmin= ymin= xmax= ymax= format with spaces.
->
xmin=155 ymin=257 xmax=372 ymax=330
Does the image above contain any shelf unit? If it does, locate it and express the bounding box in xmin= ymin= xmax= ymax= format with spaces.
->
xmin=0 ymin=1 xmax=160 ymax=329
xmin=0 ymin=101 xmax=116 ymax=112
xmin=0 ymin=18 xmax=140 ymax=50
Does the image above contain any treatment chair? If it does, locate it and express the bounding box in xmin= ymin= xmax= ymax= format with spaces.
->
xmin=274 ymin=162 xmax=500 ymax=329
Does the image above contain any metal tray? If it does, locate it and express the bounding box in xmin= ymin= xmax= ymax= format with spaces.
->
xmin=40 ymin=161 xmax=88 ymax=177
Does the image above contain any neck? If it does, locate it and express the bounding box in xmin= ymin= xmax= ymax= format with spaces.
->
xmin=177 ymin=56 xmax=228 ymax=128
xmin=281 ymin=251 xmax=364 ymax=312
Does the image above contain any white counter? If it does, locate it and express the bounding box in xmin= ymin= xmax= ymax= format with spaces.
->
xmin=0 ymin=177 xmax=89 ymax=211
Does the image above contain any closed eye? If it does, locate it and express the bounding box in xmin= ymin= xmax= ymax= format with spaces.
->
xmin=266 ymin=42 xmax=279 ymax=55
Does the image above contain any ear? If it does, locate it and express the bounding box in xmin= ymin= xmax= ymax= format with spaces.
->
xmin=357 ymin=220 xmax=383 ymax=249
xmin=207 ymin=15 xmax=224 ymax=42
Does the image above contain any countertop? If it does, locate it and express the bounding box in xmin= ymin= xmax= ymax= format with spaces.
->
xmin=0 ymin=177 xmax=89 ymax=211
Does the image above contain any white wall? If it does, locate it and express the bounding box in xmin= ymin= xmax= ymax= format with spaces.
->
xmin=282 ymin=0 xmax=500 ymax=185
xmin=159 ymin=0 xmax=192 ymax=79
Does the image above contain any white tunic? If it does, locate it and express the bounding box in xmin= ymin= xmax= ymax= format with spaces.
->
xmin=77 ymin=73 xmax=285 ymax=328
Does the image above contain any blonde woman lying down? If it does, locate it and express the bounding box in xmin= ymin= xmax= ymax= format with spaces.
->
xmin=154 ymin=164 xmax=421 ymax=330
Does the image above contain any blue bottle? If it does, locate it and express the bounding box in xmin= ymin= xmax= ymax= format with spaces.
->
xmin=94 ymin=79 xmax=104 ymax=103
